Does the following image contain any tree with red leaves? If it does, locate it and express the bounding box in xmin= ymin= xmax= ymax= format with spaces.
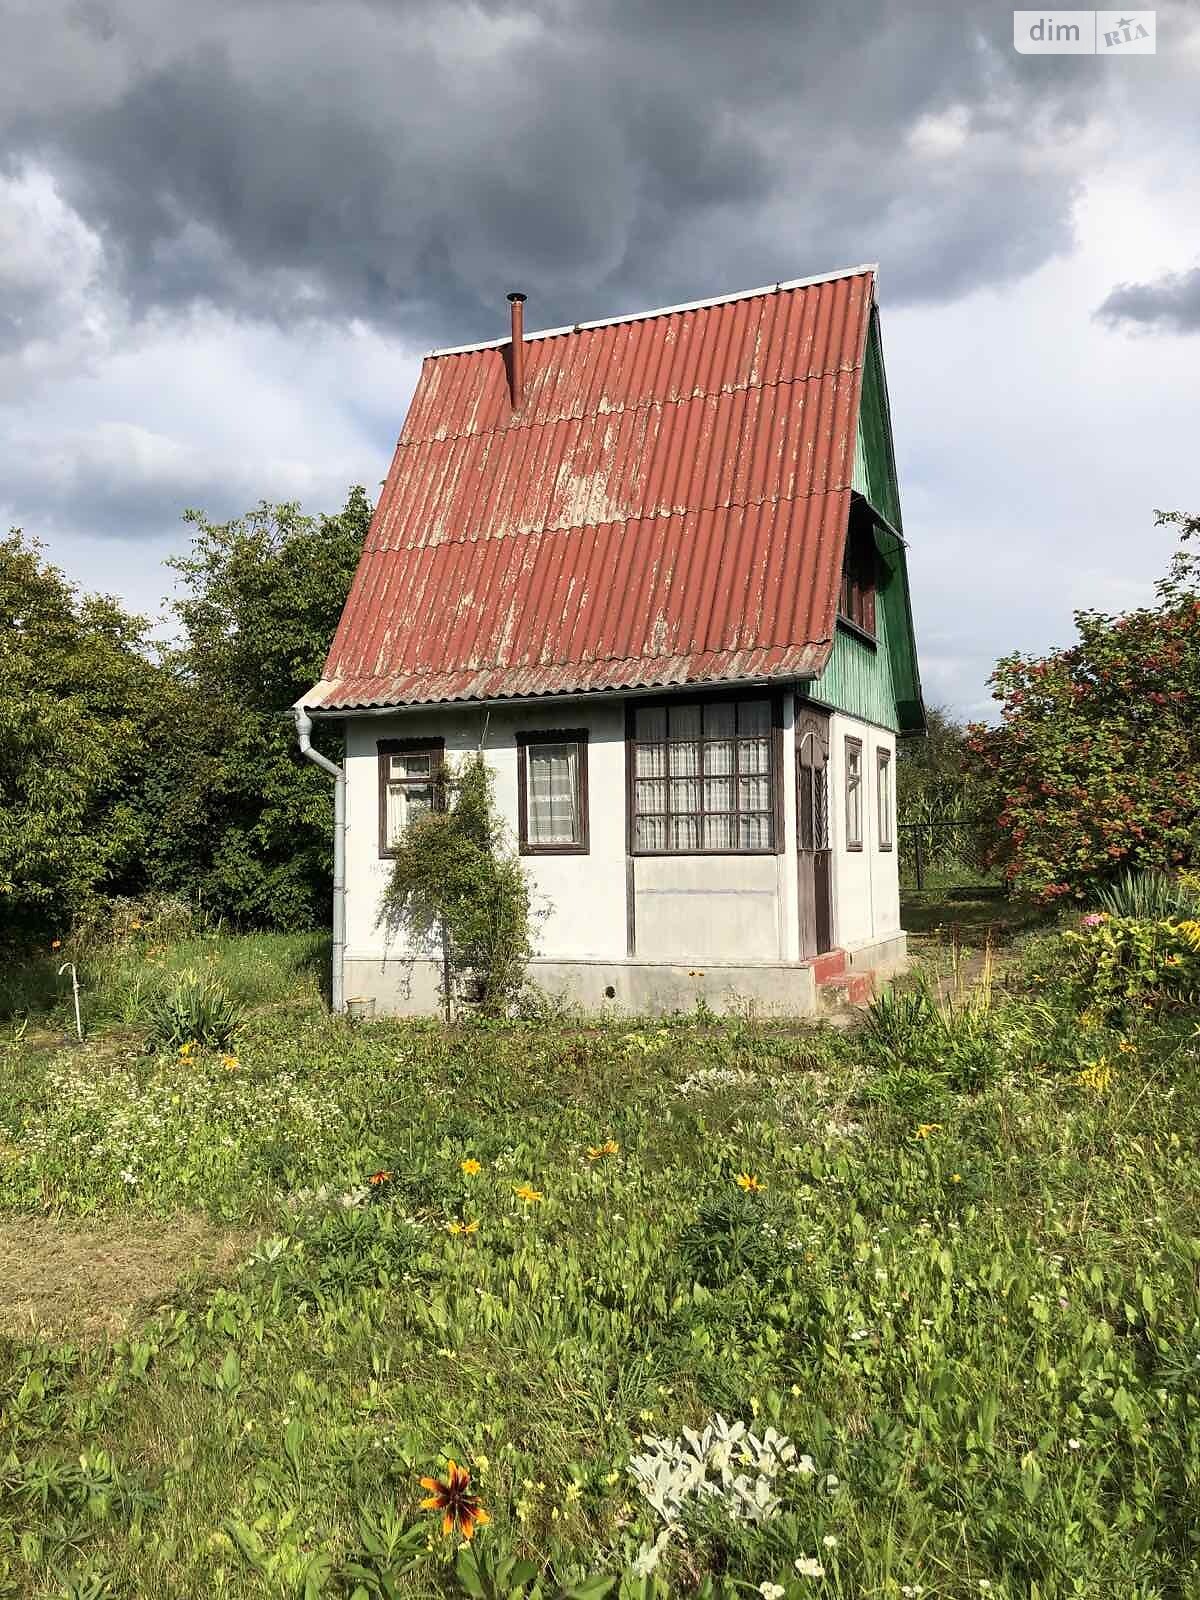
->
xmin=967 ymin=511 xmax=1200 ymax=902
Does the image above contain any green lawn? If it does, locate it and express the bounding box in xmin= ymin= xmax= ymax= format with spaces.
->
xmin=2 ymin=930 xmax=1199 ymax=1599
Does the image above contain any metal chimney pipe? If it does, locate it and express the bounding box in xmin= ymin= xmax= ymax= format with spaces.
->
xmin=507 ymin=291 xmax=526 ymax=410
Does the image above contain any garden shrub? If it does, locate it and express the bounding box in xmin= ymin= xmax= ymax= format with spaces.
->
xmin=377 ymin=755 xmax=534 ymax=1017
xmin=1063 ymin=914 xmax=1200 ymax=1018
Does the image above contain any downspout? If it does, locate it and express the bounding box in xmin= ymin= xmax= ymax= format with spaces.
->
xmin=293 ymin=706 xmax=345 ymax=1014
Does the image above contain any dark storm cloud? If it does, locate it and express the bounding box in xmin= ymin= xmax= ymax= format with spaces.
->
xmin=1096 ymin=265 xmax=1200 ymax=334
xmin=0 ymin=0 xmax=1149 ymax=347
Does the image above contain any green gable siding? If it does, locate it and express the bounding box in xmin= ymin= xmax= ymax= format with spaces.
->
xmin=812 ymin=611 xmax=899 ymax=731
xmin=825 ymin=304 xmax=925 ymax=735
xmin=851 ymin=311 xmax=902 ymax=532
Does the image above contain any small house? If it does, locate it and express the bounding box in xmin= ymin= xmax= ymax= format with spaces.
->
xmin=297 ymin=264 xmax=924 ymax=1014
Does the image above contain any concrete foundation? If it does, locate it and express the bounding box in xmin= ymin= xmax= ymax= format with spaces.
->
xmin=341 ymin=949 xmax=922 ymax=1018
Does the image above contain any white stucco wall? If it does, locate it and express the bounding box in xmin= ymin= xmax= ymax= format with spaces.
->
xmin=828 ymin=713 xmax=900 ymax=953
xmin=344 ymin=698 xmax=629 ymax=965
xmin=340 ymin=693 xmax=899 ymax=984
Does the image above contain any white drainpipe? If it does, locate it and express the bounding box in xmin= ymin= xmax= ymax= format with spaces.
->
xmin=293 ymin=707 xmax=345 ymax=1014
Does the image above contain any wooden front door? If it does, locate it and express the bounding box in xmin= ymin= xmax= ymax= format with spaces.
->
xmin=796 ymin=706 xmax=833 ymax=959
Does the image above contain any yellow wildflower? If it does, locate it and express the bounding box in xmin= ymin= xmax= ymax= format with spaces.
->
xmin=1117 ymin=1039 xmax=1137 ymax=1054
xmin=460 ymin=1157 xmax=482 ymax=1176
xmin=586 ymin=1139 xmax=620 ymax=1160
xmin=735 ymin=1172 xmax=764 ymax=1192
xmin=221 ymin=1054 xmax=239 ymax=1071
xmin=914 ymin=1123 xmax=942 ymax=1140
xmin=514 ymin=1183 xmax=545 ymax=1204
xmin=951 ymin=1173 xmax=962 ymax=1183
xmin=1076 ymin=1057 xmax=1113 ymax=1094
xmin=446 ymin=1219 xmax=480 ymax=1236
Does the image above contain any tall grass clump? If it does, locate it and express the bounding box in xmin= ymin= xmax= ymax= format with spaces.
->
xmin=1092 ymin=868 xmax=1200 ymax=921
xmin=140 ymin=968 xmax=244 ymax=1050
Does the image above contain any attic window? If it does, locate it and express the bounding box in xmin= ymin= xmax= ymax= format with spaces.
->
xmin=839 ymin=520 xmax=876 ymax=637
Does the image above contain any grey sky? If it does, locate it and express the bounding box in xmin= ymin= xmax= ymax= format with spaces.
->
xmin=2 ymin=0 xmax=1199 ymax=718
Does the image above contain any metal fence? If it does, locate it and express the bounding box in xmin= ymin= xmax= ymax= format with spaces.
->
xmin=898 ymin=819 xmax=990 ymax=891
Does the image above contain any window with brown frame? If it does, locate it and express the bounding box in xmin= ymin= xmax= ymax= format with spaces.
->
xmin=844 ymin=736 xmax=863 ymax=851
xmin=378 ymin=738 xmax=444 ymax=857
xmin=630 ymin=696 xmax=780 ymax=853
xmin=877 ymin=748 xmax=893 ymax=851
xmin=517 ymin=731 xmax=589 ymax=854
xmin=839 ymin=521 xmax=877 ymax=636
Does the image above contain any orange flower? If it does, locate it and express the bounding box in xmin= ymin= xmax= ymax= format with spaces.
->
xmin=368 ymin=1170 xmax=393 ymax=1186
xmin=51 ymin=940 xmax=62 ymax=950
xmin=586 ymin=1139 xmax=620 ymax=1161
xmin=513 ymin=1183 xmax=545 ymax=1204
xmin=735 ymin=1172 xmax=764 ymax=1192
xmin=419 ymin=1461 xmax=491 ymax=1540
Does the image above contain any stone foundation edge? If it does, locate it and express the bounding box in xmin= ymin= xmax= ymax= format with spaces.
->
xmin=342 ymin=957 xmax=820 ymax=1017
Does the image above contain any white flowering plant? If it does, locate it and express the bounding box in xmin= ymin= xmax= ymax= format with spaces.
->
xmin=628 ymin=1414 xmax=819 ymax=1527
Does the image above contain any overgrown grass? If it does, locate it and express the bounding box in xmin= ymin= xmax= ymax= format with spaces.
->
xmin=1 ymin=933 xmax=1199 ymax=1598
xmin=0 ymin=929 xmax=327 ymax=1030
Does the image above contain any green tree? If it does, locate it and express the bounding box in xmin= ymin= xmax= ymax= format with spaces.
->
xmin=0 ymin=531 xmax=170 ymax=944
xmin=150 ymin=488 xmax=371 ymax=929
xmin=967 ymin=511 xmax=1200 ymax=902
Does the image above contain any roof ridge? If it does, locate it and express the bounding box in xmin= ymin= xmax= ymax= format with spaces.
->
xmin=398 ymin=360 xmax=865 ymax=449
xmin=426 ymin=263 xmax=878 ymax=358
xmin=368 ymin=483 xmax=853 ymax=556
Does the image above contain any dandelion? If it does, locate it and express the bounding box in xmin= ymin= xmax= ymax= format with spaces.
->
xmin=461 ymin=1157 xmax=482 ymax=1176
xmin=914 ymin=1123 xmax=942 ymax=1140
xmin=368 ymin=1170 xmax=393 ymax=1186
xmin=418 ymin=1461 xmax=490 ymax=1540
xmin=514 ymin=1183 xmax=545 ymax=1204
xmin=446 ymin=1219 xmax=480 ymax=1236
xmin=795 ymin=1554 xmax=825 ymax=1578
xmin=221 ymin=1055 xmax=239 ymax=1071
xmin=586 ymin=1139 xmax=620 ymax=1160
xmin=736 ymin=1172 xmax=764 ymax=1192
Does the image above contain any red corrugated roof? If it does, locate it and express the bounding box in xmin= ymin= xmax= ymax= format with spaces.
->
xmin=302 ymin=265 xmax=877 ymax=711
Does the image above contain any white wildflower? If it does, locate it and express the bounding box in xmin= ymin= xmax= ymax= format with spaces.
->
xmin=795 ymin=1554 xmax=825 ymax=1579
xmin=822 ymin=1534 xmax=838 ymax=1549
xmin=759 ymin=1585 xmax=785 ymax=1600
xmin=1067 ymin=1437 xmax=1082 ymax=1450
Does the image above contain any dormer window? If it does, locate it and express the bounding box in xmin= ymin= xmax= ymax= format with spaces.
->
xmin=839 ymin=517 xmax=876 ymax=637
